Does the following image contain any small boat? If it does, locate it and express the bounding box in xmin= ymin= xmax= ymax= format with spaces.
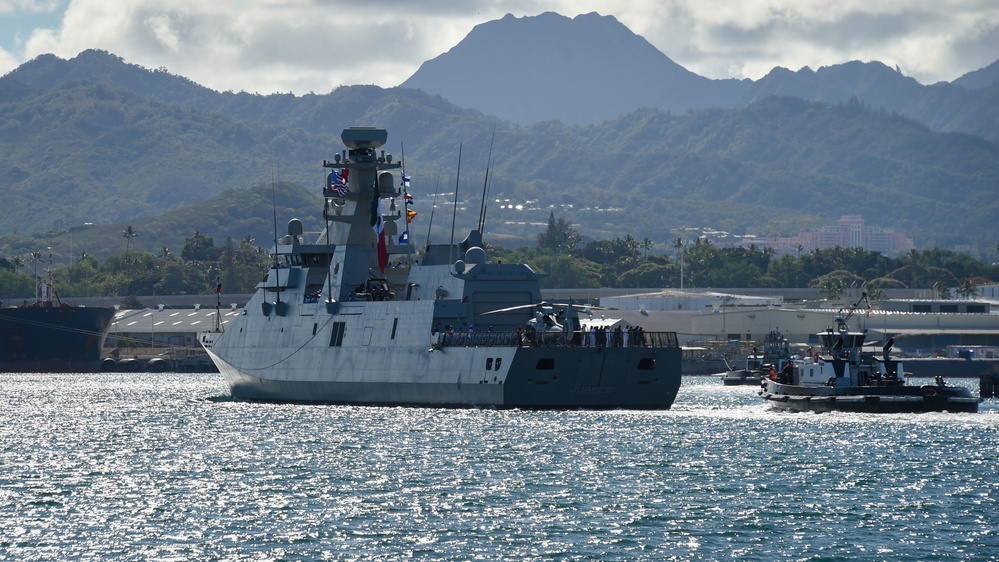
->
xmin=0 ymin=273 xmax=114 ymax=372
xmin=719 ymin=360 xmax=760 ymax=386
xmin=199 ymin=126 xmax=683 ymax=408
xmin=720 ymin=330 xmax=789 ymax=386
xmin=760 ymin=314 xmax=978 ymax=413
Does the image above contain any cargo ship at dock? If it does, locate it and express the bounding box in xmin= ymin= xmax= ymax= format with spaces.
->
xmin=1 ymin=277 xmax=114 ymax=372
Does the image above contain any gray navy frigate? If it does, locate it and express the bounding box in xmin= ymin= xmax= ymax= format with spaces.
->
xmin=199 ymin=127 xmax=682 ymax=408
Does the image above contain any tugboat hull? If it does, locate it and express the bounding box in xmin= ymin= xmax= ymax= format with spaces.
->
xmin=759 ymin=309 xmax=980 ymax=414
xmin=760 ymin=381 xmax=979 ymax=413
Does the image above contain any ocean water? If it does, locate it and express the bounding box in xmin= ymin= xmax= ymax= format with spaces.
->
xmin=1 ymin=374 xmax=996 ymax=561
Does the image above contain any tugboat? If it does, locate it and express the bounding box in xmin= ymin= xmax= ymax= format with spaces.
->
xmin=759 ymin=301 xmax=978 ymax=413
xmin=720 ymin=330 xmax=789 ymax=386
xmin=199 ymin=126 xmax=682 ymax=408
xmin=0 ymin=272 xmax=114 ymax=372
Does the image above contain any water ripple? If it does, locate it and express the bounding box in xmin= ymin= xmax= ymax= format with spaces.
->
xmin=1 ymin=374 xmax=997 ymax=560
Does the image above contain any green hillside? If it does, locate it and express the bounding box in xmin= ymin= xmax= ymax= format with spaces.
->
xmin=2 ymin=51 xmax=998 ymax=259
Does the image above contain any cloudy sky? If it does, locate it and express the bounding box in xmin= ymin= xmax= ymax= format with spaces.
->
xmin=1 ymin=0 xmax=997 ymax=95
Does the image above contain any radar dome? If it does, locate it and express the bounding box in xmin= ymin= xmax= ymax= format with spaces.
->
xmin=464 ymin=246 xmax=487 ymax=264
xmin=287 ymin=218 xmax=303 ymax=236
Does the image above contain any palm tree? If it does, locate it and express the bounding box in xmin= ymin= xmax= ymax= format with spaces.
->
xmin=123 ymin=225 xmax=137 ymax=257
xmin=957 ymin=278 xmax=978 ymax=300
xmin=673 ymin=237 xmax=684 ymax=289
xmin=937 ymin=284 xmax=952 ymax=300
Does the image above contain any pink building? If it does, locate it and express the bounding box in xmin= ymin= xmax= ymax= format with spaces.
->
xmin=739 ymin=215 xmax=914 ymax=256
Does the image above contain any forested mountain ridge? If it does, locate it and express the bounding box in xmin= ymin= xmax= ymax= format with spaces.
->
xmin=401 ymin=12 xmax=999 ymax=141
xmin=0 ymin=79 xmax=331 ymax=229
xmin=1 ymin=47 xmax=998 ymax=262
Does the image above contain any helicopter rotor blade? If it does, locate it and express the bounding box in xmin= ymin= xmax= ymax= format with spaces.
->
xmin=481 ymin=301 xmax=604 ymax=315
xmin=481 ymin=303 xmax=539 ymax=315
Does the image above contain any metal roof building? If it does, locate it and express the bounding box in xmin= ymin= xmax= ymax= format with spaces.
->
xmin=108 ymin=304 xmax=242 ymax=349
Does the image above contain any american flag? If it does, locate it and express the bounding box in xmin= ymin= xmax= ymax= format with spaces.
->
xmin=329 ymin=168 xmax=349 ymax=196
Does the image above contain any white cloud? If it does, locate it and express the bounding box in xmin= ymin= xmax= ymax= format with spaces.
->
xmin=0 ymin=45 xmax=19 ymax=71
xmin=2 ymin=0 xmax=997 ymax=91
xmin=628 ymin=0 xmax=999 ymax=83
xmin=0 ymin=0 xmax=62 ymax=13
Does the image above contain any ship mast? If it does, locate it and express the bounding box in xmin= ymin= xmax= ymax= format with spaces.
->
xmin=837 ymin=289 xmax=870 ymax=331
xmin=270 ymin=174 xmax=282 ymax=309
xmin=425 ymin=167 xmax=442 ymax=249
xmin=477 ymin=123 xmax=496 ymax=233
xmin=449 ymin=143 xmax=462 ymax=266
xmin=213 ymin=275 xmax=224 ymax=332
xmin=400 ymin=141 xmax=413 ymax=266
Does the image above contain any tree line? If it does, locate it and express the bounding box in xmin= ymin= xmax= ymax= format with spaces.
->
xmin=489 ymin=214 xmax=997 ymax=298
xmin=1 ymin=217 xmax=996 ymax=306
xmin=0 ymin=228 xmax=270 ymax=303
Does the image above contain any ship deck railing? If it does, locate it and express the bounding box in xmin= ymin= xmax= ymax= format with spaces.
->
xmin=434 ymin=331 xmax=679 ymax=349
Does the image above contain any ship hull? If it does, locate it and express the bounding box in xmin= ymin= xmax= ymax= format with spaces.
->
xmin=207 ymin=344 xmax=682 ymax=409
xmin=760 ymin=380 xmax=979 ymax=413
xmin=200 ymin=125 xmax=683 ymax=409
xmin=0 ymin=306 xmax=115 ymax=372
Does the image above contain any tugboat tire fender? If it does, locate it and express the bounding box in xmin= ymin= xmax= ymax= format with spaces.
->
xmin=922 ymin=385 xmax=938 ymax=397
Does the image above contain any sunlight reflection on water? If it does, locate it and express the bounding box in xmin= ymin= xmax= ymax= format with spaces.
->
xmin=1 ymin=374 xmax=996 ymax=560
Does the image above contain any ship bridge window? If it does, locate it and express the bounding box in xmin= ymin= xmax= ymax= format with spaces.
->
xmin=350 ymin=147 xmax=374 ymax=160
xmin=637 ymin=358 xmax=655 ymax=370
xmin=844 ymin=335 xmax=864 ymax=348
xmin=536 ymin=358 xmax=555 ymax=370
xmin=940 ymin=304 xmax=959 ymax=313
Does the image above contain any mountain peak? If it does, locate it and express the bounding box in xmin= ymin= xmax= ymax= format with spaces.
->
xmin=401 ymin=11 xmax=704 ymax=124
